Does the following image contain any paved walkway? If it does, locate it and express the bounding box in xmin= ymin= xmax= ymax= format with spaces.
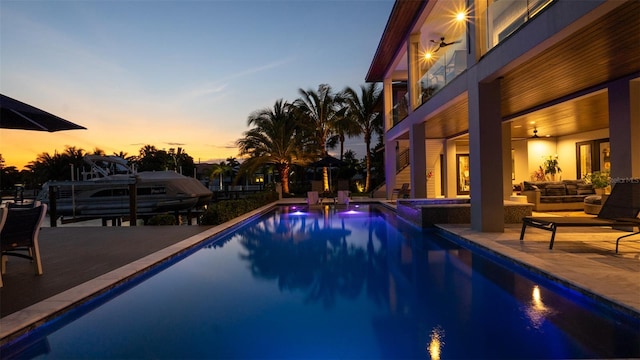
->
xmin=436 ymin=223 xmax=640 ymax=317
xmin=1 ymin=201 xmax=638 ymax=345
xmin=0 ymin=225 xmax=213 ymax=317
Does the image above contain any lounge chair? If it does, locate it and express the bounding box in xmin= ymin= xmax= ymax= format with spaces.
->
xmin=7 ymin=201 xmax=41 ymax=209
xmin=0 ymin=204 xmax=47 ymax=287
xmin=337 ymin=190 xmax=350 ymax=206
xmin=307 ymin=191 xmax=320 ymax=206
xmin=520 ymin=181 xmax=640 ymax=252
xmin=392 ymin=183 xmax=410 ymax=199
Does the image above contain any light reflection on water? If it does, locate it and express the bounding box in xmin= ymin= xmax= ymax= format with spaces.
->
xmin=524 ymin=285 xmax=556 ymax=330
xmin=3 ymin=204 xmax=639 ymax=359
xmin=428 ymin=326 xmax=445 ymax=360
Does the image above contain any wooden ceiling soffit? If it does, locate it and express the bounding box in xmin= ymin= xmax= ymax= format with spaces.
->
xmin=424 ymin=97 xmax=468 ymax=139
xmin=500 ymin=1 xmax=640 ymax=117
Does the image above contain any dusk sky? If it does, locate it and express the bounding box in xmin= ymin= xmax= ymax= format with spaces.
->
xmin=0 ymin=0 xmax=394 ymax=169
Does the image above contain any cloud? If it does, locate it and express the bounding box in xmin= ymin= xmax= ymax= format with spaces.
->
xmin=206 ymin=141 xmax=238 ymax=149
xmin=165 ymin=142 xmax=187 ymax=146
xmin=182 ymin=57 xmax=295 ymax=103
xmin=183 ymin=83 xmax=228 ymax=100
xmin=221 ymin=57 xmax=294 ymax=82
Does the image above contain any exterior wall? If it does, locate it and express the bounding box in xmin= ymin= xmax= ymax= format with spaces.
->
xmin=512 ymin=140 xmax=528 ymax=186
xmin=527 ymin=138 xmax=557 ymax=180
xmin=556 ymin=128 xmax=609 ymax=180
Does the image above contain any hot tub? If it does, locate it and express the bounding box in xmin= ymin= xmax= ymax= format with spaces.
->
xmin=397 ymin=198 xmax=533 ymax=228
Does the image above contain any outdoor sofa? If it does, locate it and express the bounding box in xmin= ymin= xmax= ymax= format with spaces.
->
xmin=520 ymin=180 xmax=595 ymax=211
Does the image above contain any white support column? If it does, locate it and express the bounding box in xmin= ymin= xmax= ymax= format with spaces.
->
xmin=383 ymin=78 xmax=393 ymax=132
xmin=468 ymin=77 xmax=504 ymax=232
xmin=502 ymin=123 xmax=513 ymax=199
xmin=609 ymin=78 xmax=640 ymax=179
xmin=445 ymin=138 xmax=457 ymax=198
xmin=383 ymin=76 xmax=395 ymax=199
xmin=410 ymin=122 xmax=427 ymax=198
xmin=385 ymin=137 xmax=397 ymax=199
xmin=407 ymin=33 xmax=421 ymax=113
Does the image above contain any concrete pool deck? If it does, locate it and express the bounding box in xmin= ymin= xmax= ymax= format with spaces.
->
xmin=1 ymin=199 xmax=638 ymax=345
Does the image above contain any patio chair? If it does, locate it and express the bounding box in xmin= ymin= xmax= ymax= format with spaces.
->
xmin=391 ymin=183 xmax=410 ymax=199
xmin=6 ymin=200 xmax=41 ymax=209
xmin=520 ymin=181 xmax=640 ymax=252
xmin=0 ymin=204 xmax=47 ymax=287
xmin=307 ymin=191 xmax=320 ymax=206
xmin=337 ymin=190 xmax=350 ymax=206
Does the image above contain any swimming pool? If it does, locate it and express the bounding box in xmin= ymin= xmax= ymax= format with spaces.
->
xmin=2 ymin=204 xmax=639 ymax=359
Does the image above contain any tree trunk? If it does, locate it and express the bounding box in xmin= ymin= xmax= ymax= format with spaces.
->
xmin=323 ymin=166 xmax=329 ymax=192
xmin=279 ymin=164 xmax=290 ymax=194
xmin=364 ymin=134 xmax=371 ymax=193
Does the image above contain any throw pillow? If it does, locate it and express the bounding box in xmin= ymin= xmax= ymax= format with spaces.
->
xmin=544 ymin=184 xmax=566 ymax=196
xmin=577 ymin=183 xmax=594 ymax=195
xmin=565 ymin=183 xmax=578 ymax=195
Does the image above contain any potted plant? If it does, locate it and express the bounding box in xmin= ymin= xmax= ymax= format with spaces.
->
xmin=586 ymin=170 xmax=610 ymax=195
xmin=543 ymin=155 xmax=561 ymax=181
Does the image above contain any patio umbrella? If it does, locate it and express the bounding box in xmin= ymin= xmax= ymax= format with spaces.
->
xmin=0 ymin=94 xmax=87 ymax=132
xmin=309 ymin=154 xmax=347 ymax=168
xmin=309 ymin=155 xmax=347 ymax=193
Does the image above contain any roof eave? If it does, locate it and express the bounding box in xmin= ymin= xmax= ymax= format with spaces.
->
xmin=365 ymin=0 xmax=427 ymax=83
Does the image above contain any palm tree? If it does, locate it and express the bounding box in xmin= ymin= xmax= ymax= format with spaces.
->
xmin=330 ymin=114 xmax=360 ymax=161
xmin=236 ymin=99 xmax=308 ymax=194
xmin=207 ymin=162 xmax=232 ymax=190
xmin=168 ymin=147 xmax=188 ymax=173
xmin=112 ymin=151 xmax=128 ymax=158
xmin=62 ymin=146 xmax=87 ymax=180
xmin=293 ymin=84 xmax=344 ymax=192
xmin=28 ymin=151 xmax=67 ymax=182
xmin=340 ymin=83 xmax=383 ymax=193
xmin=136 ymin=144 xmax=171 ymax=171
xmin=90 ymin=148 xmax=106 ymax=156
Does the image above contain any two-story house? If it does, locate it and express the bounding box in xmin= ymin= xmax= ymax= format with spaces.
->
xmin=366 ymin=0 xmax=639 ymax=231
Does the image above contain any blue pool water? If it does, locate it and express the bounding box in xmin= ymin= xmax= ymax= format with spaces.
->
xmin=2 ymin=204 xmax=639 ymax=359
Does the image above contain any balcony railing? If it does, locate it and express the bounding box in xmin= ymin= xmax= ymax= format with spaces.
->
xmin=417 ymin=40 xmax=467 ymax=106
xmin=392 ymin=97 xmax=408 ymax=126
xmin=396 ymin=148 xmax=410 ymax=173
xmin=482 ymin=0 xmax=554 ymax=52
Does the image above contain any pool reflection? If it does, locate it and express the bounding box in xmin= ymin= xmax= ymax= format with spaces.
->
xmin=229 ymin=205 xmax=639 ymax=359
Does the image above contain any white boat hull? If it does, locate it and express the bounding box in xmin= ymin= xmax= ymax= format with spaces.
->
xmin=39 ymin=169 xmax=212 ymax=217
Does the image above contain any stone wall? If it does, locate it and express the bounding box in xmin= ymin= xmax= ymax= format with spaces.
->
xmin=397 ymin=199 xmax=533 ymax=228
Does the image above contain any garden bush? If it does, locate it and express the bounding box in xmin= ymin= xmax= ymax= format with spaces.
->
xmin=147 ymin=213 xmax=177 ymax=225
xmin=201 ymin=191 xmax=278 ymax=225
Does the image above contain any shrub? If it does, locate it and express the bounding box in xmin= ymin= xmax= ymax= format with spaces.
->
xmin=585 ymin=170 xmax=610 ymax=189
xmin=147 ymin=213 xmax=177 ymax=225
xmin=200 ymin=191 xmax=278 ymax=225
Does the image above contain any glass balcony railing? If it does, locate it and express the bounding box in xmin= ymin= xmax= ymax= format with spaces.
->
xmin=482 ymin=0 xmax=554 ymax=52
xmin=392 ymin=87 xmax=408 ymax=126
xmin=417 ymin=40 xmax=467 ymax=106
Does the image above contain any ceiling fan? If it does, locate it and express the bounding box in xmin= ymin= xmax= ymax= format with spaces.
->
xmin=531 ymin=128 xmax=540 ymax=138
xmin=430 ymin=37 xmax=461 ymax=52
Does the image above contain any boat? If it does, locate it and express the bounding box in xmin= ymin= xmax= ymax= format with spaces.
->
xmin=37 ymin=155 xmax=212 ymax=217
